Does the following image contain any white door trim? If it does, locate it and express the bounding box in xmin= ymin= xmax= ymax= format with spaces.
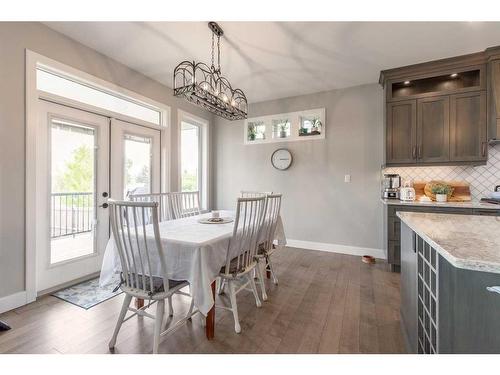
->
xmin=25 ymin=49 xmax=171 ymax=305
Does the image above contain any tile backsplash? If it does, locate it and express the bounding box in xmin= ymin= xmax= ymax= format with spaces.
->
xmin=383 ymin=144 xmax=500 ymax=201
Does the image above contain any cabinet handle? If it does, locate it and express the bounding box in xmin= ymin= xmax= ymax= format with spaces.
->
xmin=412 ymin=146 xmax=417 ymax=159
xmin=481 ymin=142 xmax=487 ymax=157
xmin=418 ymin=145 xmax=422 ymax=159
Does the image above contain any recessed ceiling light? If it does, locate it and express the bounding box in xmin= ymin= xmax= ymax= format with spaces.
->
xmin=404 ymin=80 xmax=410 ymax=85
xmin=451 ymin=73 xmax=458 ymax=78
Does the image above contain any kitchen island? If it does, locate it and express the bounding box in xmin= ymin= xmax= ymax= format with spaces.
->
xmin=382 ymin=199 xmax=500 ymax=272
xmin=397 ymin=212 xmax=500 ymax=353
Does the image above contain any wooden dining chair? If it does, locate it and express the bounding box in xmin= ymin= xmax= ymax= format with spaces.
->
xmin=255 ymin=194 xmax=282 ymax=301
xmin=217 ymin=196 xmax=266 ymax=333
xmin=108 ymin=199 xmax=198 ymax=354
xmin=169 ymin=191 xmax=201 ymax=219
xmin=240 ymin=190 xmax=272 ymax=198
xmin=129 ymin=192 xmax=173 ymax=222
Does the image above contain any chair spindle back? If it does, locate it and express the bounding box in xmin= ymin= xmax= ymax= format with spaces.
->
xmin=108 ymin=199 xmax=169 ymax=296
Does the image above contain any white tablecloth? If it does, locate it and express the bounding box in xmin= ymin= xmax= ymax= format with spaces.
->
xmin=99 ymin=210 xmax=286 ymax=315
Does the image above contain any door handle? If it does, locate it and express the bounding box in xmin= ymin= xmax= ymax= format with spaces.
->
xmin=412 ymin=146 xmax=417 ymax=159
xmin=417 ymin=145 xmax=422 ymax=159
xmin=481 ymin=142 xmax=487 ymax=158
xmin=99 ymin=203 xmax=109 ymax=209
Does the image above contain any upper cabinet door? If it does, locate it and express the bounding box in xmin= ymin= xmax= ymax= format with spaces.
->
xmin=449 ymin=91 xmax=487 ymax=162
xmin=417 ymin=96 xmax=450 ymax=163
xmin=386 ymin=100 xmax=417 ymax=164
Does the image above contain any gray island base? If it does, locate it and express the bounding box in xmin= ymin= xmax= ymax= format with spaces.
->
xmin=398 ymin=212 xmax=500 ymax=353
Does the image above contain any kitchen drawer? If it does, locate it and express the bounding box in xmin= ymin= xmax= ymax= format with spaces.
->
xmin=388 ymin=205 xmax=428 ymax=217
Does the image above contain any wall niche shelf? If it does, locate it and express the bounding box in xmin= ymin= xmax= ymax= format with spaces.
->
xmin=244 ymin=108 xmax=325 ymax=145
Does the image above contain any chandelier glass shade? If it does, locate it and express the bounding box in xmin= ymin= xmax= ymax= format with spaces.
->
xmin=173 ymin=23 xmax=248 ymax=121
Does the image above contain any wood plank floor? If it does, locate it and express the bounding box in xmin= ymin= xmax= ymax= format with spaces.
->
xmin=0 ymin=247 xmax=405 ymax=354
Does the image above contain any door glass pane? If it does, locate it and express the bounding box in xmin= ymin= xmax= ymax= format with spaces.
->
xmin=50 ymin=119 xmax=95 ymax=264
xmin=181 ymin=121 xmax=200 ymax=192
xmin=124 ymin=134 xmax=152 ymax=197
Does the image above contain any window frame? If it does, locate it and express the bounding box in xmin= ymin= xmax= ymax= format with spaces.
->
xmin=244 ymin=108 xmax=326 ymax=145
xmin=177 ymin=110 xmax=210 ymax=210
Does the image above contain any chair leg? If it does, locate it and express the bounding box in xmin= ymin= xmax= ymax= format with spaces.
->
xmin=186 ymin=297 xmax=195 ymax=321
xmin=255 ymin=262 xmax=268 ymax=301
xmin=153 ymin=300 xmax=165 ymax=354
xmin=217 ymin=278 xmax=226 ymax=295
xmin=167 ymin=296 xmax=174 ymax=317
xmin=228 ymin=280 xmax=241 ymax=334
xmin=267 ymin=256 xmax=279 ymax=285
xmin=248 ymin=274 xmax=262 ymax=308
xmin=109 ymin=294 xmax=132 ymax=350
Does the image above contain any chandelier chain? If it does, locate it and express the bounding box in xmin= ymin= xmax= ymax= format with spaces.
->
xmin=211 ymin=32 xmax=215 ymax=69
xmin=217 ymin=34 xmax=221 ymax=73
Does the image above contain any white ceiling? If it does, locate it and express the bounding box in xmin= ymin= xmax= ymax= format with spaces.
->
xmin=44 ymin=22 xmax=500 ymax=103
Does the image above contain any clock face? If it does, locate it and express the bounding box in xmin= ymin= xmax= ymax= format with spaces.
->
xmin=271 ymin=149 xmax=292 ymax=170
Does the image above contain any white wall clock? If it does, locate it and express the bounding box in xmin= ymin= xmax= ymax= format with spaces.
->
xmin=271 ymin=148 xmax=293 ymax=170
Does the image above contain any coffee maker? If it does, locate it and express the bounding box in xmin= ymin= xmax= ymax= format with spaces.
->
xmin=382 ymin=174 xmax=401 ymax=199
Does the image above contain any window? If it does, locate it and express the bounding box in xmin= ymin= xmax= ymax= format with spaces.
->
xmin=123 ymin=134 xmax=152 ymax=197
xmin=247 ymin=120 xmax=266 ymax=142
xmin=180 ymin=121 xmax=200 ymax=192
xmin=272 ymin=118 xmax=291 ymax=139
xmin=37 ymin=68 xmax=162 ymax=125
xmin=179 ymin=112 xmax=208 ymax=209
xmin=244 ymin=108 xmax=325 ymax=145
xmin=299 ymin=114 xmax=323 ymax=137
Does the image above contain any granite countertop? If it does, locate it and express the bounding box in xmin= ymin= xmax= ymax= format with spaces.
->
xmin=381 ymin=198 xmax=500 ymax=210
xmin=397 ymin=211 xmax=500 ymax=274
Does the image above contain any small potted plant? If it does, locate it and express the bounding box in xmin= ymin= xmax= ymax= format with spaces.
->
xmin=248 ymin=124 xmax=256 ymax=141
xmin=431 ymin=183 xmax=453 ymax=202
xmin=279 ymin=121 xmax=288 ymax=138
xmin=311 ymin=118 xmax=322 ymax=134
xmin=299 ymin=126 xmax=308 ymax=136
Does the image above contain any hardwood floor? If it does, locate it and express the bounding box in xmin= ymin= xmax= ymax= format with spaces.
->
xmin=0 ymin=247 xmax=405 ymax=354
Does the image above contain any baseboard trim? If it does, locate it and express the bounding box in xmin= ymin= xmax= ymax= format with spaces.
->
xmin=0 ymin=291 xmax=27 ymax=314
xmin=286 ymin=239 xmax=386 ymax=260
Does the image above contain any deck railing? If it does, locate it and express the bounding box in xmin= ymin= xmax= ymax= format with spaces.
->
xmin=51 ymin=192 xmax=93 ymax=238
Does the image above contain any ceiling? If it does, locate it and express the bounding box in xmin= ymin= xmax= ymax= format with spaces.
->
xmin=44 ymin=22 xmax=500 ymax=103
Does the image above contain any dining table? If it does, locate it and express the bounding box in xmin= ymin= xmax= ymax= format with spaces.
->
xmin=99 ymin=210 xmax=286 ymax=340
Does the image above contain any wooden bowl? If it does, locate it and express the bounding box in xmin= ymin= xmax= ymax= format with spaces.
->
xmin=362 ymin=255 xmax=376 ymax=264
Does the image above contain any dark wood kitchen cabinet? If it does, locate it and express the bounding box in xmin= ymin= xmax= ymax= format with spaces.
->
xmin=380 ymin=50 xmax=492 ymax=167
xmin=417 ymin=96 xmax=450 ymax=163
xmin=386 ymin=100 xmax=417 ymax=164
xmin=449 ymin=91 xmax=487 ymax=162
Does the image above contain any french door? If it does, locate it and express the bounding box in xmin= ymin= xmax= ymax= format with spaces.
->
xmin=37 ymin=100 xmax=110 ymax=292
xmin=36 ymin=104 xmax=161 ymax=293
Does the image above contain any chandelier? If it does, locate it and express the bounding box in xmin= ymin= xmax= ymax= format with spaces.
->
xmin=173 ymin=22 xmax=248 ymax=120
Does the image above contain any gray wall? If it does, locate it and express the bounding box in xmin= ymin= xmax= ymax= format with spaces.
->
xmin=214 ymin=83 xmax=384 ymax=251
xmin=0 ymin=22 xmax=213 ymax=298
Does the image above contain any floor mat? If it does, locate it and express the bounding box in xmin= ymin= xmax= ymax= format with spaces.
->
xmin=52 ymin=276 xmax=122 ymax=309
